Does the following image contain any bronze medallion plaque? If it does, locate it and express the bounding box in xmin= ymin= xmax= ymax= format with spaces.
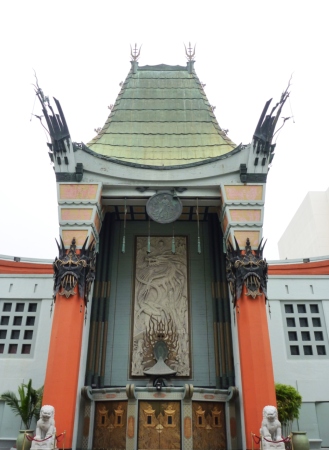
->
xmin=146 ymin=193 xmax=182 ymax=224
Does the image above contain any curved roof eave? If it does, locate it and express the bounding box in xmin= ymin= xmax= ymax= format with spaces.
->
xmin=75 ymin=142 xmax=245 ymax=171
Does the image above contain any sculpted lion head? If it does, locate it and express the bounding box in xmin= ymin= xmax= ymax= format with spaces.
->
xmin=40 ymin=405 xmax=55 ymax=420
xmin=263 ymin=405 xmax=278 ymax=421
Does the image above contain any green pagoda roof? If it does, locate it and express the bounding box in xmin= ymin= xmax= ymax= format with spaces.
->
xmin=87 ymin=63 xmax=235 ymax=167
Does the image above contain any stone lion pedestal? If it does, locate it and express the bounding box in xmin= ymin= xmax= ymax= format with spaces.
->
xmin=31 ymin=405 xmax=58 ymax=450
xmin=260 ymin=406 xmax=285 ymax=450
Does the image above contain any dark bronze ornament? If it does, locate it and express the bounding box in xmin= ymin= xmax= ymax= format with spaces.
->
xmin=226 ymin=238 xmax=267 ymax=306
xmin=146 ymin=192 xmax=182 ymax=224
xmin=53 ymin=237 xmax=95 ymax=305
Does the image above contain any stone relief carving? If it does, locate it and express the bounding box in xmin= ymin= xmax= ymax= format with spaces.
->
xmin=260 ymin=405 xmax=285 ymax=449
xmin=132 ymin=236 xmax=190 ymax=376
xmin=31 ymin=405 xmax=57 ymax=449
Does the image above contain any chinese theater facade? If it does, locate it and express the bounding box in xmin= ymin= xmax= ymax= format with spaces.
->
xmin=37 ymin=47 xmax=289 ymax=450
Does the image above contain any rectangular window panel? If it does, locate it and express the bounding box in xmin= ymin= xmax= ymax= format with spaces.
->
xmin=8 ymin=344 xmax=18 ymax=354
xmin=297 ymin=304 xmax=307 ymax=313
xmin=26 ymin=317 xmax=35 ymax=326
xmin=11 ymin=330 xmax=20 ymax=339
xmin=24 ymin=330 xmax=33 ymax=340
xmin=287 ymin=318 xmax=296 ymax=327
xmin=1 ymin=316 xmax=9 ymax=325
xmin=282 ymin=301 xmax=328 ymax=359
xmin=314 ymin=331 xmax=324 ymax=341
xmin=288 ymin=331 xmax=298 ymax=341
xmin=0 ymin=330 xmax=7 ymax=339
xmin=0 ymin=300 xmax=40 ymax=358
xmin=303 ymin=345 xmax=313 ymax=355
xmin=317 ymin=346 xmax=326 ymax=355
xmin=290 ymin=346 xmax=300 ymax=355
xmin=312 ymin=318 xmax=321 ymax=327
xmin=301 ymin=331 xmax=310 ymax=341
xmin=310 ymin=304 xmax=319 ymax=314
xmin=21 ymin=344 xmax=31 ymax=354
xmin=299 ymin=318 xmax=308 ymax=327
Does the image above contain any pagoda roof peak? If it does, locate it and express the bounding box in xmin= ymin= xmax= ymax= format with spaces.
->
xmin=87 ymin=59 xmax=235 ymax=167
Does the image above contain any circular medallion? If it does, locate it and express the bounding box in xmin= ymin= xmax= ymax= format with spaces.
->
xmin=146 ymin=192 xmax=182 ymax=224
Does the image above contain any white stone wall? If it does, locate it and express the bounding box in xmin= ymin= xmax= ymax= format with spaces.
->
xmin=278 ymin=188 xmax=329 ymax=259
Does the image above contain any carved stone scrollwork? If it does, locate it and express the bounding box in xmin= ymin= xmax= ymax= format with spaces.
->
xmin=226 ymin=238 xmax=268 ymax=306
xmin=53 ymin=237 xmax=95 ymax=305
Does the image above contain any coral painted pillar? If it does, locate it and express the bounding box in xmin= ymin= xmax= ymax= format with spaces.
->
xmin=236 ymin=287 xmax=276 ymax=449
xmin=42 ymin=293 xmax=85 ymax=449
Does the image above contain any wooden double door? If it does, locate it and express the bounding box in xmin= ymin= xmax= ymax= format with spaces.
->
xmin=138 ymin=401 xmax=181 ymax=450
xmin=92 ymin=400 xmax=226 ymax=450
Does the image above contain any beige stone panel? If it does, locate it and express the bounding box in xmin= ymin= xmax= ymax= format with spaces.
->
xmin=59 ymin=184 xmax=98 ymax=200
xmin=224 ymin=185 xmax=263 ymax=201
xmin=222 ymin=213 xmax=229 ymax=233
xmin=230 ymin=209 xmax=261 ymax=222
xmin=62 ymin=229 xmax=89 ymax=247
xmin=61 ymin=208 xmax=93 ymax=221
xmin=234 ymin=231 xmax=260 ymax=248
xmin=94 ymin=213 xmax=101 ymax=232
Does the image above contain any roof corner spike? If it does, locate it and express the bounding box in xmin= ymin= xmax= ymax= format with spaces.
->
xmin=184 ymin=42 xmax=196 ymax=74
xmin=130 ymin=43 xmax=141 ymax=74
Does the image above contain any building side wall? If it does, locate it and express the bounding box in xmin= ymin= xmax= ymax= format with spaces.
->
xmin=278 ymin=190 xmax=329 ymax=259
xmin=0 ymin=274 xmax=53 ymax=447
xmin=268 ymin=275 xmax=329 ymax=446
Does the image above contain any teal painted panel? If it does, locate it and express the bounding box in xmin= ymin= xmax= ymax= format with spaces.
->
xmin=104 ymin=220 xmax=216 ymax=387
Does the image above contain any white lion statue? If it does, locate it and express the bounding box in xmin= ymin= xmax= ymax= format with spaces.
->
xmin=31 ymin=405 xmax=57 ymax=450
xmin=260 ymin=405 xmax=285 ymax=449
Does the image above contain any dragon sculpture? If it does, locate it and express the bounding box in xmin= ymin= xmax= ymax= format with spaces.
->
xmin=226 ymin=237 xmax=268 ymax=306
xmin=53 ymin=237 xmax=95 ymax=305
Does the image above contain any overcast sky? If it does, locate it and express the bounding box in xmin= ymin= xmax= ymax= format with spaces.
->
xmin=1 ymin=1 xmax=328 ymax=261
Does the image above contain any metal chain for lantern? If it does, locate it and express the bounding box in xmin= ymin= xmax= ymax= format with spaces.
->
xmin=196 ymin=198 xmax=201 ymax=254
xmin=122 ymin=198 xmax=127 ymax=253
xmin=147 ymin=217 xmax=151 ymax=253
xmin=172 ymin=224 xmax=176 ymax=254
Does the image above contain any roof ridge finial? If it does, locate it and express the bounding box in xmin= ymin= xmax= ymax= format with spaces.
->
xmin=184 ymin=42 xmax=196 ymax=61
xmin=130 ymin=43 xmax=142 ymax=61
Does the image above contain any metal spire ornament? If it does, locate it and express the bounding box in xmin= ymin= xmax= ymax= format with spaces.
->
xmin=130 ymin=43 xmax=141 ymax=61
xmin=196 ymin=198 xmax=201 ymax=254
xmin=184 ymin=42 xmax=196 ymax=61
xmin=122 ymin=198 xmax=127 ymax=253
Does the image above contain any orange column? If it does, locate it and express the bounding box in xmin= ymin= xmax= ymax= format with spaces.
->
xmin=42 ymin=292 xmax=85 ymax=449
xmin=236 ymin=287 xmax=276 ymax=449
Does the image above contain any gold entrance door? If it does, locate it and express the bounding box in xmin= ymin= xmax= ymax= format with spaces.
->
xmin=192 ymin=401 xmax=227 ymax=450
xmin=138 ymin=401 xmax=181 ymax=450
xmin=93 ymin=401 xmax=127 ymax=449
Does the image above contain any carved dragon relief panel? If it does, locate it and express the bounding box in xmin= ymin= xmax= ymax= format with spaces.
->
xmin=131 ymin=236 xmax=190 ymax=377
